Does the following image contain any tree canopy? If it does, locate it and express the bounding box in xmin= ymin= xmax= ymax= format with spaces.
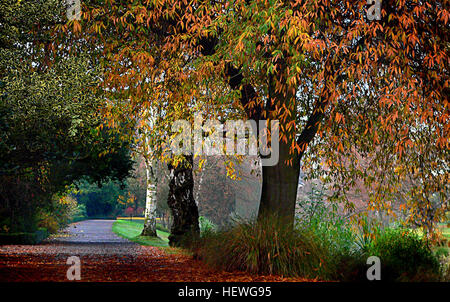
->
xmin=0 ymin=0 xmax=133 ymax=232
xmin=68 ymin=0 xmax=448 ymax=231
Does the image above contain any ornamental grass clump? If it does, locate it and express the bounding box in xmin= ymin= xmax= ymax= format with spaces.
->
xmin=194 ymin=215 xmax=333 ymax=279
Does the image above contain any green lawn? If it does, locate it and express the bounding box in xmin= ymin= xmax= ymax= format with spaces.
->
xmin=438 ymin=223 xmax=450 ymax=239
xmin=112 ymin=219 xmax=170 ymax=247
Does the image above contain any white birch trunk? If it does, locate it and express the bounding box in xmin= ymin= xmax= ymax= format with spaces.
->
xmin=141 ymin=116 xmax=157 ymax=237
xmin=141 ymin=158 xmax=158 ymax=236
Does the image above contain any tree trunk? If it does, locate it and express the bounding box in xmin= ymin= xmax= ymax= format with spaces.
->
xmin=141 ymin=159 xmax=158 ymax=237
xmin=167 ymin=155 xmax=200 ymax=247
xmin=225 ymin=63 xmax=301 ymax=225
xmin=257 ymin=74 xmax=300 ymax=225
xmin=258 ymin=138 xmax=300 ymax=225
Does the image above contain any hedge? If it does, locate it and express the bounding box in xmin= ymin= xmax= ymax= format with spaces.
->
xmin=0 ymin=228 xmax=49 ymax=245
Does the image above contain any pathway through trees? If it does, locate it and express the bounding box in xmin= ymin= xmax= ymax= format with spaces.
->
xmin=0 ymin=220 xmax=309 ymax=282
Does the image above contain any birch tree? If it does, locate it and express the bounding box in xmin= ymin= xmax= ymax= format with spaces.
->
xmin=139 ymin=108 xmax=159 ymax=237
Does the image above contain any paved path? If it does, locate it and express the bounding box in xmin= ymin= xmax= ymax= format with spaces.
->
xmin=49 ymin=220 xmax=132 ymax=243
xmin=0 ymin=220 xmax=305 ymax=282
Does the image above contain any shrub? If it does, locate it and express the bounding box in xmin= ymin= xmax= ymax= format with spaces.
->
xmin=440 ymin=256 xmax=450 ymax=282
xmin=193 ymin=215 xmax=333 ymax=279
xmin=73 ymin=203 xmax=87 ymax=219
xmin=368 ymin=228 xmax=441 ymax=281
xmin=37 ymin=212 xmax=60 ymax=234
xmin=199 ymin=216 xmax=216 ymax=235
xmin=296 ymin=184 xmax=368 ymax=280
xmin=37 ymin=195 xmax=82 ymax=233
xmin=435 ymin=247 xmax=449 ymax=258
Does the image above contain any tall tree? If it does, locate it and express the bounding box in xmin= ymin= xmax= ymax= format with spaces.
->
xmin=170 ymin=0 xmax=449 ymax=227
xmin=77 ymin=0 xmax=448 ymax=231
xmin=75 ymin=0 xmax=203 ymax=243
xmin=0 ymin=0 xmax=133 ymax=232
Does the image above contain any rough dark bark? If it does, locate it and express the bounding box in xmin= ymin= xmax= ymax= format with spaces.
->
xmin=257 ymin=74 xmax=300 ymax=224
xmin=226 ymin=63 xmax=301 ymax=223
xmin=167 ymin=155 xmax=200 ymax=247
xmin=205 ymin=37 xmax=332 ymax=225
xmin=225 ymin=63 xmax=331 ymax=225
xmin=259 ymin=138 xmax=301 ymax=225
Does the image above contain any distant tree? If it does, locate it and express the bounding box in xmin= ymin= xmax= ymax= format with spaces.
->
xmin=74 ymin=180 xmax=128 ymax=217
xmin=124 ymin=206 xmax=135 ymax=219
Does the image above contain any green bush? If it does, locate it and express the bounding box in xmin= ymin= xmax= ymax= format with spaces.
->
xmin=191 ymin=182 xmax=446 ymax=281
xmin=37 ymin=212 xmax=60 ymax=234
xmin=297 ymin=183 xmax=361 ymax=254
xmin=435 ymin=247 xmax=449 ymax=258
xmin=296 ymin=184 xmax=368 ymax=280
xmin=368 ymin=228 xmax=441 ymax=281
xmin=353 ymin=217 xmax=383 ymax=254
xmin=69 ymin=204 xmax=88 ymax=223
xmin=199 ymin=216 xmax=217 ymax=235
xmin=73 ymin=203 xmax=87 ymax=218
xmin=37 ymin=195 xmax=84 ymax=233
xmin=440 ymin=256 xmax=450 ymax=282
xmin=192 ymin=215 xmax=333 ymax=279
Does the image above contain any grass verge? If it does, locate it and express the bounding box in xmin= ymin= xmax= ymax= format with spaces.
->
xmin=112 ymin=219 xmax=169 ymax=247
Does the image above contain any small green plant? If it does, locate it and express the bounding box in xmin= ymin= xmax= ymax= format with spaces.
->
xmin=368 ymin=228 xmax=441 ymax=281
xmin=353 ymin=216 xmax=382 ymax=254
xmin=440 ymin=255 xmax=450 ymax=282
xmin=296 ymin=183 xmax=369 ymax=280
xmin=199 ymin=216 xmax=217 ymax=234
xmin=37 ymin=195 xmax=82 ymax=233
xmin=297 ymin=183 xmax=356 ymax=254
